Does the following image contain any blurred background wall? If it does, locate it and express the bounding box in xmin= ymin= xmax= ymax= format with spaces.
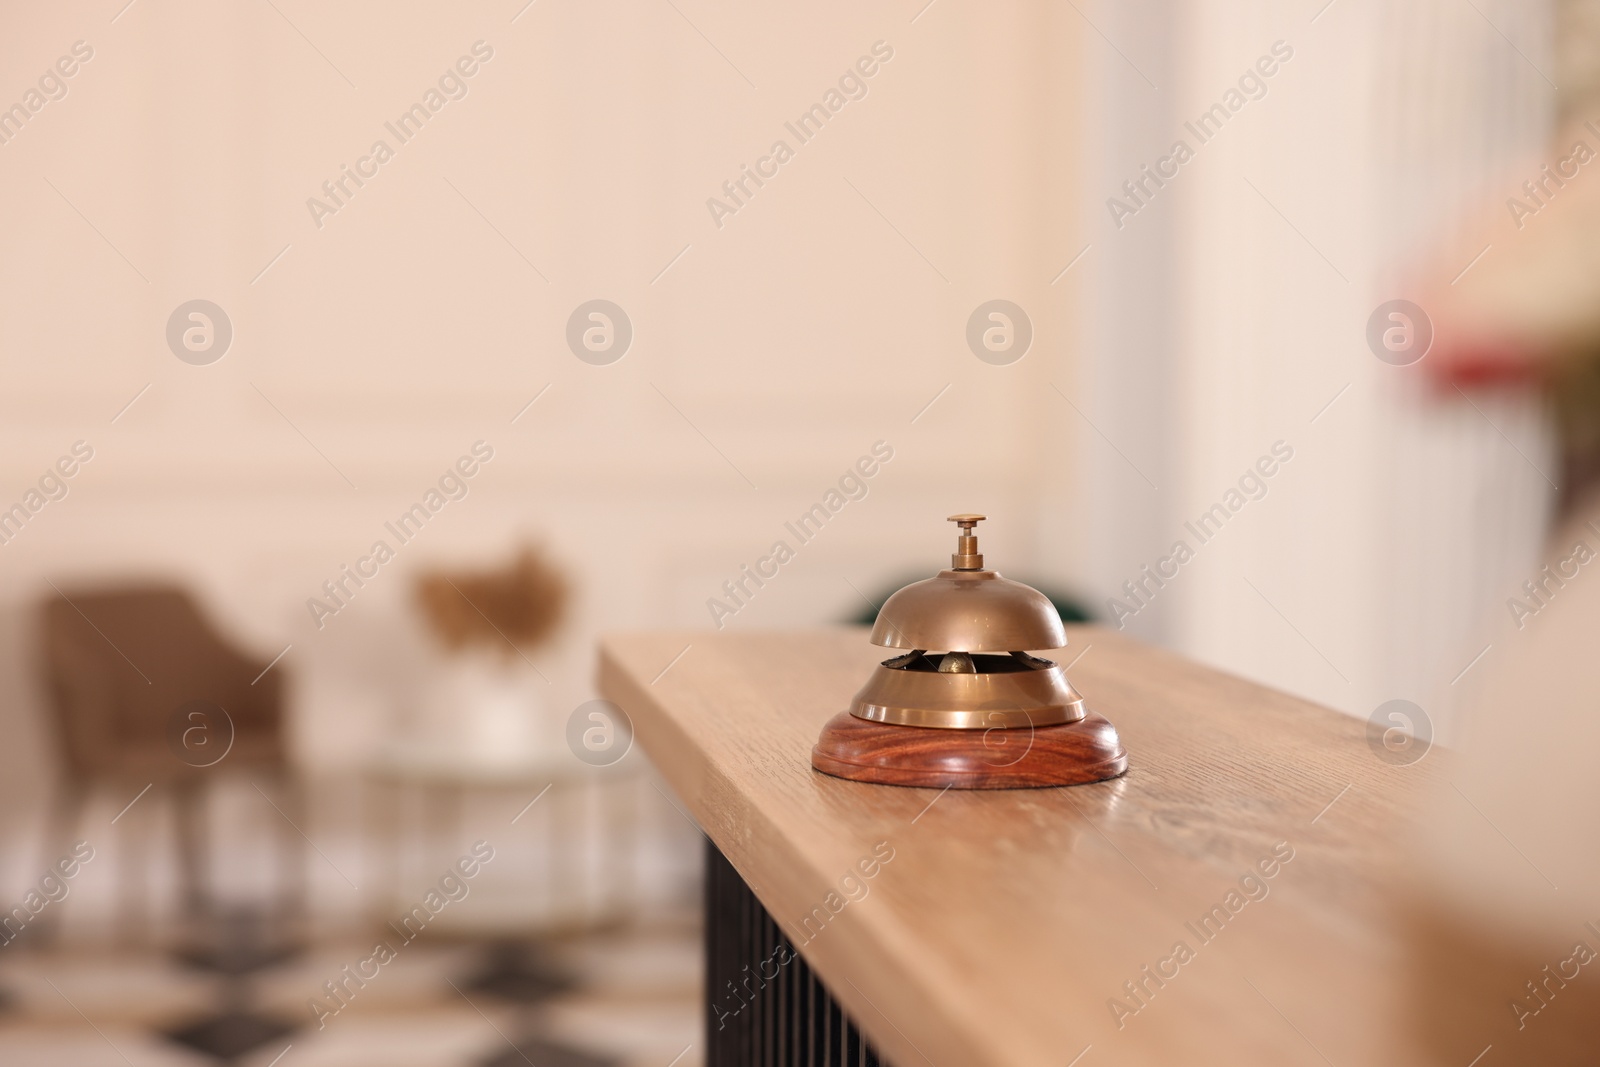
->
xmin=1084 ymin=0 xmax=1557 ymax=743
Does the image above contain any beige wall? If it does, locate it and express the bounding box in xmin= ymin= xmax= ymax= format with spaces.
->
xmin=0 ymin=2 xmax=1084 ymax=806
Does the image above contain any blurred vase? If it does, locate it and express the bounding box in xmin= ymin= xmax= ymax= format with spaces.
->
xmin=420 ymin=650 xmax=544 ymax=765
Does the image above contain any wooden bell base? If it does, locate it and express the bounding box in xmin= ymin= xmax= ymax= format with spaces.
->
xmin=811 ymin=709 xmax=1128 ymax=790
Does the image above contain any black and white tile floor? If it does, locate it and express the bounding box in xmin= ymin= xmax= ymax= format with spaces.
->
xmin=0 ymin=922 xmax=701 ymax=1067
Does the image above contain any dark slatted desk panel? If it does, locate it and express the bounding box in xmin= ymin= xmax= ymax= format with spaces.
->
xmin=706 ymin=840 xmax=882 ymax=1067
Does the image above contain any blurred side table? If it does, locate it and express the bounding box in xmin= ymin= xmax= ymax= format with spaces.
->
xmin=364 ymin=740 xmax=642 ymax=937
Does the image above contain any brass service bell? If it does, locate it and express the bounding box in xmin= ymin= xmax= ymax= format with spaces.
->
xmin=811 ymin=515 xmax=1128 ymax=789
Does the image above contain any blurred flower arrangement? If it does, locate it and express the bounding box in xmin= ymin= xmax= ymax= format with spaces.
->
xmin=407 ymin=545 xmax=569 ymax=763
xmin=414 ymin=545 xmax=567 ymax=656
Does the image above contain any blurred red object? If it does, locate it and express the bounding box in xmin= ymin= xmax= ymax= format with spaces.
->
xmin=1417 ymin=119 xmax=1600 ymax=392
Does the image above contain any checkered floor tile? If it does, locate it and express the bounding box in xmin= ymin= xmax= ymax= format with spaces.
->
xmin=0 ymin=924 xmax=701 ymax=1067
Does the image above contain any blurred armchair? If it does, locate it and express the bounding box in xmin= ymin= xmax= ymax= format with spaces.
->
xmin=36 ymin=584 xmax=303 ymax=947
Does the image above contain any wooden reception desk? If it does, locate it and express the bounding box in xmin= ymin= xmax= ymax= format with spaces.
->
xmin=599 ymin=628 xmax=1434 ymax=1067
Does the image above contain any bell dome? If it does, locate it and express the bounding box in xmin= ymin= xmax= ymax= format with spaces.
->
xmin=869 ymin=515 xmax=1067 ymax=652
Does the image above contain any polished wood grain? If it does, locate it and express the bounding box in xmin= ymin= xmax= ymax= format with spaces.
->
xmin=599 ymin=627 xmax=1438 ymax=1067
xmin=811 ymin=709 xmax=1127 ymax=788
